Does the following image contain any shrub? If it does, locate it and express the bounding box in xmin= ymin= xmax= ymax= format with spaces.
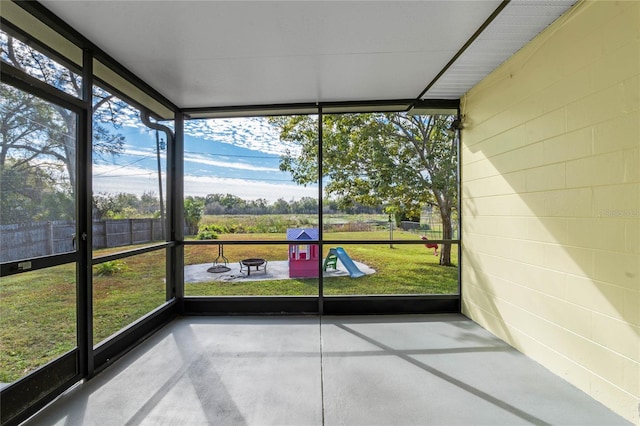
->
xmin=196 ymin=225 xmax=219 ymax=240
xmin=208 ymin=224 xmax=226 ymax=234
xmin=95 ymin=260 xmax=128 ymax=276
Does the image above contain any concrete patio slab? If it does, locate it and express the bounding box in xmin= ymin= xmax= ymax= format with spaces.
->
xmin=184 ymin=260 xmax=375 ymax=283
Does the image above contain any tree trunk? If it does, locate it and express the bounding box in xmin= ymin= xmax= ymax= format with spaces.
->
xmin=439 ymin=208 xmax=453 ymax=266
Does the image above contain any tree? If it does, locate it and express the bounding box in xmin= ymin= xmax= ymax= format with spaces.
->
xmin=0 ymin=158 xmax=72 ymax=224
xmin=271 ymin=198 xmax=291 ymax=214
xmin=139 ymin=191 xmax=161 ymax=216
xmin=292 ymin=196 xmax=318 ymax=214
xmin=184 ymin=196 xmax=204 ymax=235
xmin=1 ymin=32 xmax=125 ymax=207
xmin=274 ymin=113 xmax=458 ymax=266
xmin=0 ymin=84 xmax=72 ymax=223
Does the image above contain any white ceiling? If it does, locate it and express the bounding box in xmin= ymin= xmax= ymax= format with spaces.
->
xmin=38 ymin=0 xmax=576 ymax=110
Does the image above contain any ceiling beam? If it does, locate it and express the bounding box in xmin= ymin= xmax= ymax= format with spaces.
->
xmin=182 ymin=99 xmax=459 ymax=119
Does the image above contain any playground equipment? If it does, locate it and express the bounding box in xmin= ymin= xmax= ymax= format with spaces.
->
xmin=323 ymin=247 xmax=365 ymax=278
xmin=287 ymin=228 xmax=319 ymax=278
xmin=420 ymin=236 xmax=439 ymax=256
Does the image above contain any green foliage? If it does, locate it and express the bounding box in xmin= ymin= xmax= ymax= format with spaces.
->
xmin=203 ymin=224 xmax=227 ymax=234
xmin=91 ymin=191 xmax=164 ymax=220
xmin=184 ymin=196 xmax=204 ymax=235
xmin=271 ymin=113 xmax=458 ymax=265
xmin=94 ymin=260 xmax=128 ymax=276
xmin=200 ymin=214 xmax=324 ymax=234
xmin=0 ymin=159 xmax=74 ymax=224
xmin=196 ymin=225 xmax=219 ymax=240
xmin=87 ymin=192 xmax=379 ymax=225
xmin=0 ymin=83 xmax=74 ymax=224
xmin=202 ymin=193 xmax=328 ymax=215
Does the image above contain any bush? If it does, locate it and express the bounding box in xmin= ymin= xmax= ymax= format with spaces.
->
xmin=95 ymin=260 xmax=128 ymax=276
xmin=202 ymin=224 xmax=226 ymax=234
xmin=196 ymin=225 xmax=219 ymax=240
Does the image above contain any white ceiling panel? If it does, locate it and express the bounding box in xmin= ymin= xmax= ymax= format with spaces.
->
xmin=35 ymin=0 xmax=576 ymax=109
xmin=423 ymin=0 xmax=577 ymax=99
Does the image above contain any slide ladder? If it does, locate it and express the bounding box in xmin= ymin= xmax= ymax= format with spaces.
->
xmin=328 ymin=247 xmax=365 ymax=278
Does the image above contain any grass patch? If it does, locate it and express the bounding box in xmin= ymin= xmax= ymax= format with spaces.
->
xmin=0 ymin=248 xmax=167 ymax=383
xmin=92 ymin=250 xmax=166 ymax=344
xmin=94 ymin=260 xmax=129 ymax=276
xmin=0 ymin=264 xmax=76 ymax=383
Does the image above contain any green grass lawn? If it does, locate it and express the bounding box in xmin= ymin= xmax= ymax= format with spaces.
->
xmin=1 ymin=228 xmax=457 ymax=383
xmin=92 ymin=250 xmax=167 ymax=344
xmin=185 ymin=230 xmax=458 ymax=296
xmin=0 ymin=249 xmax=168 ymax=383
xmin=0 ymin=263 xmax=77 ymax=383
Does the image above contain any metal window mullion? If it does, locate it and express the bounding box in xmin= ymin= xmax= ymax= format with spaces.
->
xmin=1 ymin=65 xmax=84 ymax=112
xmin=317 ymin=106 xmax=324 ymax=315
xmin=77 ymin=47 xmax=94 ymax=379
xmin=92 ymin=242 xmax=173 ymax=265
xmin=1 ymin=62 xmax=84 ymax=111
xmin=457 ymin=108 xmax=463 ymax=301
xmin=168 ymin=113 xmax=185 ymax=306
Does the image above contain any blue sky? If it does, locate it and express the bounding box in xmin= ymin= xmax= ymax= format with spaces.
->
xmin=92 ymin=117 xmax=317 ymax=201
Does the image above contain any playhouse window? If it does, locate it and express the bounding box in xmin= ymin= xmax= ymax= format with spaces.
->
xmin=299 ymin=245 xmax=308 ymax=259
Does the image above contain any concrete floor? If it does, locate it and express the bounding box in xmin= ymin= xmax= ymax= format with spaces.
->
xmin=24 ymin=315 xmax=629 ymax=426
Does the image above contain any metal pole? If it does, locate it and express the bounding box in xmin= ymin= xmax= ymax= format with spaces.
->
xmin=155 ymin=130 xmax=166 ymax=238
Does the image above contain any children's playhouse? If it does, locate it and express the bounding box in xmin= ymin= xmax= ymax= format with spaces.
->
xmin=287 ymin=228 xmax=319 ymax=278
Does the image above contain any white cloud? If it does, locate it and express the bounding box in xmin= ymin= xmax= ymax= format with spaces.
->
xmin=120 ymin=146 xmax=160 ymax=158
xmin=92 ymin=163 xmax=314 ymax=201
xmin=184 ymin=152 xmax=279 ymax=172
xmin=184 ymin=175 xmax=316 ymax=201
xmin=185 ymin=117 xmax=301 ymax=156
xmin=98 ymin=105 xmax=302 ymax=156
xmin=115 ymin=146 xmax=280 ymax=173
xmin=93 ymin=166 xmax=163 ymax=201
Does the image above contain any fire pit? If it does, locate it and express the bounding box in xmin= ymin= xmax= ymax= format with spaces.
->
xmin=240 ymin=258 xmax=267 ymax=276
xmin=208 ymin=244 xmax=230 ymax=273
xmin=207 ymin=264 xmax=230 ymax=273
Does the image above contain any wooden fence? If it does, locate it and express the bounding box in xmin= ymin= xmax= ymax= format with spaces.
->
xmin=1 ymin=218 xmax=168 ymax=263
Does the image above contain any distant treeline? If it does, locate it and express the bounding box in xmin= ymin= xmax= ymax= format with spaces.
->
xmin=93 ymin=192 xmax=382 ymax=221
xmin=191 ymin=193 xmax=383 ymax=216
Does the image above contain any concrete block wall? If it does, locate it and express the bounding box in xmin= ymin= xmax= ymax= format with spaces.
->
xmin=460 ymin=1 xmax=639 ymax=422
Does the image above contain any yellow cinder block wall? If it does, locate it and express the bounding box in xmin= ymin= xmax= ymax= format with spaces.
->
xmin=461 ymin=1 xmax=639 ymax=422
